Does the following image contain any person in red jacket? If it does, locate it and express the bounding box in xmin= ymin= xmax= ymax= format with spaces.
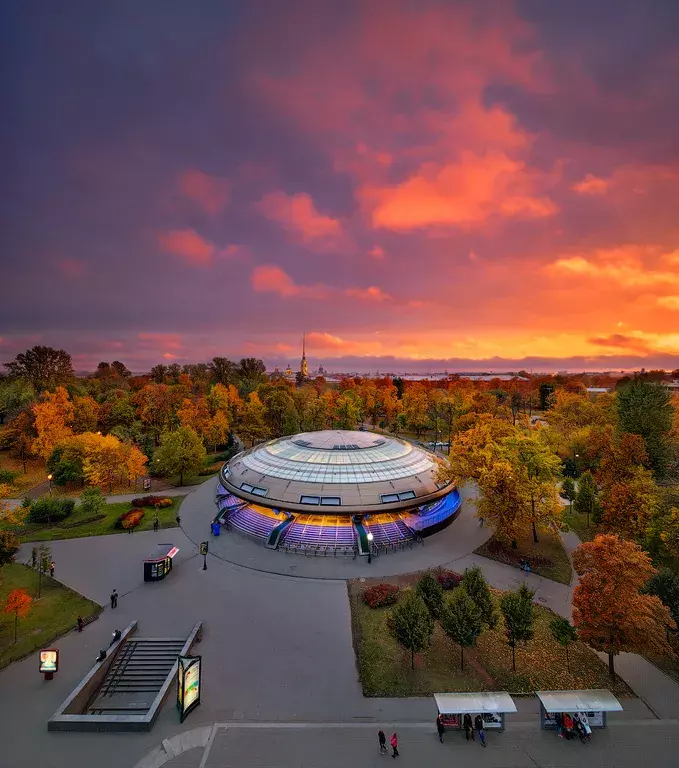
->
xmin=390 ymin=732 xmax=399 ymax=758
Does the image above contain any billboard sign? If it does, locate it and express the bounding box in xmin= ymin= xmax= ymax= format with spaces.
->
xmin=39 ymin=648 xmax=59 ymax=676
xmin=177 ymin=655 xmax=201 ymax=723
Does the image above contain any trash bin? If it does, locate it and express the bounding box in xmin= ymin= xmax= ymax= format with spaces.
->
xmin=211 ymin=521 xmax=221 ymax=537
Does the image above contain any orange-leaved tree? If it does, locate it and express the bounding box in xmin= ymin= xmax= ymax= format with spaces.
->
xmin=572 ymin=534 xmax=674 ymax=677
xmin=4 ymin=588 xmax=32 ymax=643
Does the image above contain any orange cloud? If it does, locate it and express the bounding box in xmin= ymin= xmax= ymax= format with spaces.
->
xmin=346 ymin=286 xmax=392 ymax=301
xmin=572 ymin=173 xmax=609 ymax=195
xmin=157 ymin=229 xmax=215 ymax=265
xmin=255 ymin=191 xmax=341 ymax=247
xmin=137 ymin=333 xmax=183 ymax=350
xmin=251 ymin=265 xmax=329 ymax=299
xmin=177 ymin=170 xmax=230 ymax=214
xmin=658 ymin=296 xmax=679 ymax=310
xmin=588 ymin=334 xmax=658 ymax=354
xmin=362 ymin=152 xmax=557 ymax=230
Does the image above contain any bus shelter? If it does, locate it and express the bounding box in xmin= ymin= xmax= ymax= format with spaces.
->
xmin=433 ymin=692 xmax=517 ymax=731
xmin=536 ymin=689 xmax=622 ymax=729
xmin=143 ymin=544 xmax=179 ymax=582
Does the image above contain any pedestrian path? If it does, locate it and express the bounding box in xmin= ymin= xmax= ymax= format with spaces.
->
xmin=2 ymin=486 xmax=194 ymax=510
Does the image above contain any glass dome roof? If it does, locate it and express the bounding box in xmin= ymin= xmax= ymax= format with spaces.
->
xmin=240 ymin=430 xmax=437 ymax=484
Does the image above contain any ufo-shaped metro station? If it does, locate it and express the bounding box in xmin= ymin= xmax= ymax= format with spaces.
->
xmin=215 ymin=429 xmax=461 ymax=556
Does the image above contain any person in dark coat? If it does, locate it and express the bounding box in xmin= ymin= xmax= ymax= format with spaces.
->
xmin=110 ymin=589 xmax=118 ymax=609
xmin=436 ymin=715 xmax=445 ymax=743
xmin=378 ymin=730 xmax=387 ymax=754
xmin=463 ymin=713 xmax=474 ymax=741
xmin=474 ymin=715 xmax=487 ymax=747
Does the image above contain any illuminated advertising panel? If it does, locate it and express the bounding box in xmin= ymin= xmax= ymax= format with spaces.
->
xmin=177 ymin=655 xmax=201 ymax=722
xmin=39 ymin=649 xmax=59 ymax=674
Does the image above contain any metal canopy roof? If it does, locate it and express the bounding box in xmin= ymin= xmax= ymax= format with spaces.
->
xmin=434 ymin=692 xmax=517 ymax=714
xmin=535 ymin=690 xmax=623 ymax=712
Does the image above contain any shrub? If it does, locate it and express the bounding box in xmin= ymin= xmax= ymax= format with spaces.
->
xmin=80 ymin=487 xmax=106 ymax=517
xmin=416 ymin=570 xmax=444 ymax=618
xmin=130 ymin=495 xmax=173 ymax=508
xmin=435 ymin=568 xmax=462 ymax=590
xmin=363 ymin=583 xmax=400 ymax=608
xmin=0 ymin=468 xmax=20 ymax=485
xmin=27 ymin=497 xmax=75 ymax=524
xmin=198 ymin=463 xmax=223 ymax=476
xmin=116 ymin=508 xmax=145 ymax=529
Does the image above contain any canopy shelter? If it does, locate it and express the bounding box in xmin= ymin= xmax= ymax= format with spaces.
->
xmin=536 ymin=689 xmax=622 ymax=729
xmin=434 ymin=692 xmax=517 ymax=731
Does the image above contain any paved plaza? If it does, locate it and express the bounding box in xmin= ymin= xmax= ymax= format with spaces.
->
xmin=1 ymin=479 xmax=678 ymax=768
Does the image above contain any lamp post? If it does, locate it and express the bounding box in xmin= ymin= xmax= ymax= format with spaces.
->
xmin=47 ymin=474 xmax=53 ymax=494
xmin=367 ymin=532 xmax=374 ymax=564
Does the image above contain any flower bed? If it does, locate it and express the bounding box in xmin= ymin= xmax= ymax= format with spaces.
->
xmin=115 ymin=508 xmax=145 ymax=529
xmin=363 ymin=583 xmax=400 ymax=608
xmin=434 ymin=568 xmax=462 ymax=589
xmin=130 ymin=495 xmax=173 ymax=508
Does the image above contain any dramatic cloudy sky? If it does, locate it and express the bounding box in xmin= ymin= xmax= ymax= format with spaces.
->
xmin=2 ymin=0 xmax=679 ymax=373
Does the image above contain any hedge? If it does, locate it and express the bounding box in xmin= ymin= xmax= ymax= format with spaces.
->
xmin=363 ymin=583 xmax=401 ymax=608
xmin=27 ymin=497 xmax=76 ymax=524
xmin=130 ymin=495 xmax=173 ymax=508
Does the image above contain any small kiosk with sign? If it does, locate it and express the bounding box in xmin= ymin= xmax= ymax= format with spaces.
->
xmin=536 ymin=689 xmax=622 ymax=730
xmin=177 ymin=654 xmax=202 ymax=723
xmin=39 ymin=648 xmax=59 ymax=680
xmin=143 ymin=544 xmax=179 ymax=582
xmin=434 ymin=692 xmax=517 ymax=732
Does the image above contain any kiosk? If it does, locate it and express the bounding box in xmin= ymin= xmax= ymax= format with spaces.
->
xmin=434 ymin=692 xmax=517 ymax=732
xmin=144 ymin=544 xmax=179 ymax=582
xmin=536 ymin=689 xmax=622 ymax=729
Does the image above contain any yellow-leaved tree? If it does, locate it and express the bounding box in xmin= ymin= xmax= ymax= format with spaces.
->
xmin=32 ymin=386 xmax=74 ymax=459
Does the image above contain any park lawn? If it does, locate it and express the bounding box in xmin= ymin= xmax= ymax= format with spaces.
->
xmin=562 ymin=508 xmax=596 ymax=543
xmin=348 ymin=580 xmax=632 ymax=698
xmin=0 ymin=453 xmax=48 ymax=496
xmin=474 ymin=528 xmax=573 ymax=585
xmin=476 ymin=591 xmax=631 ymax=696
xmin=0 ymin=563 xmax=100 ymax=669
xmin=7 ymin=497 xmax=184 ymax=543
xmin=348 ymin=581 xmax=488 ymax=696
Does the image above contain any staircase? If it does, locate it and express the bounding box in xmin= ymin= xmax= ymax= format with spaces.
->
xmin=87 ymin=637 xmax=186 ymax=716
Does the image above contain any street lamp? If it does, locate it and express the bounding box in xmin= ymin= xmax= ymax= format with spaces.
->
xmin=47 ymin=474 xmax=53 ymax=494
xmin=367 ymin=532 xmax=374 ymax=564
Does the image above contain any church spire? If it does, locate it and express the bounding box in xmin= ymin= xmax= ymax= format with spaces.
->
xmin=300 ymin=332 xmax=309 ymax=378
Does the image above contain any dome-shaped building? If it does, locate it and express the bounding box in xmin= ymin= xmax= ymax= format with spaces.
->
xmin=216 ymin=430 xmax=461 ymax=555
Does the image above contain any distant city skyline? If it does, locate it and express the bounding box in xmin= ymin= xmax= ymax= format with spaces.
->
xmin=2 ymin=2 xmax=678 ymax=372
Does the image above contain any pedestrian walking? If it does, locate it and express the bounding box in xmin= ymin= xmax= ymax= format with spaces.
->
xmin=463 ymin=713 xmax=474 ymax=741
xmin=390 ymin=732 xmax=399 ymax=758
xmin=153 ymin=518 xmax=159 ymax=532
xmin=110 ymin=589 xmax=118 ymax=609
xmin=76 ymin=616 xmax=84 ymax=633
xmin=436 ymin=715 xmax=445 ymax=743
xmin=474 ymin=715 xmax=486 ymax=747
xmin=176 ymin=515 xmax=181 ymax=526
xmin=49 ymin=561 xmax=55 ymax=577
xmin=378 ymin=730 xmax=387 ymax=754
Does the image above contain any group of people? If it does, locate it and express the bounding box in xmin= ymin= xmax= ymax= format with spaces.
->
xmin=377 ymin=731 xmax=399 ymax=758
xmin=552 ymin=712 xmax=592 ymax=743
xmin=437 ymin=713 xmax=487 ymax=747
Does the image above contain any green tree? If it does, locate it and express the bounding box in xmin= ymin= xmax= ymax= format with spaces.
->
xmin=562 ymin=477 xmax=577 ymax=512
xmin=0 ymin=531 xmax=20 ymax=567
xmin=440 ymin=588 xmax=483 ymax=670
xmin=237 ymin=358 xmax=267 ymax=394
xmin=574 ymin=470 xmax=599 ymax=527
xmin=500 ymin=584 xmax=535 ymax=671
xmin=549 ymin=617 xmax=578 ymax=673
xmin=4 ymin=346 xmax=74 ymax=391
xmin=240 ymin=392 xmax=269 ymax=447
xmin=333 ymin=393 xmax=360 ymax=429
xmin=643 ymin=568 xmax=679 ymax=634
xmin=209 ymin=357 xmax=238 ymax=387
xmin=390 ymin=590 xmax=435 ymax=670
xmin=416 ymin=571 xmax=444 ymax=619
xmin=617 ymin=379 xmax=674 ymax=478
xmin=460 ymin=565 xmax=498 ymax=629
xmin=80 ymin=487 xmax=106 ymax=517
xmin=0 ymin=377 xmax=35 ymax=424
xmin=153 ymin=426 xmax=207 ymax=486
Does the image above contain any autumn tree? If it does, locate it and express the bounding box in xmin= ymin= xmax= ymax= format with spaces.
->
xmin=402 ymin=384 xmax=430 ymax=437
xmin=333 ymin=392 xmax=360 ymax=430
xmin=549 ymin=617 xmax=578 ymax=673
xmin=440 ymin=588 xmax=483 ymax=670
xmin=460 ymin=565 xmax=498 ymax=629
xmin=477 ymin=459 xmax=530 ymax=546
xmin=390 ymin=590 xmax=435 ymax=670
xmin=1 ymin=410 xmax=36 ymax=473
xmin=154 ymin=426 xmax=206 ymax=486
xmin=4 ymin=588 xmax=32 ymax=643
xmin=500 ymin=584 xmax=535 ymax=671
xmin=32 ymin=386 xmax=74 ymax=459
xmin=572 ymin=534 xmax=674 ymax=678
xmin=239 ymin=392 xmax=269 ymax=447
xmin=0 ymin=530 xmax=20 ymax=567
xmin=4 ymin=345 xmax=74 ymax=390
xmin=71 ymin=395 xmax=100 ymax=433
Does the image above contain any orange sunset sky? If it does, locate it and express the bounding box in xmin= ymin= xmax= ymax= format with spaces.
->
xmin=2 ymin=1 xmax=679 ymax=372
